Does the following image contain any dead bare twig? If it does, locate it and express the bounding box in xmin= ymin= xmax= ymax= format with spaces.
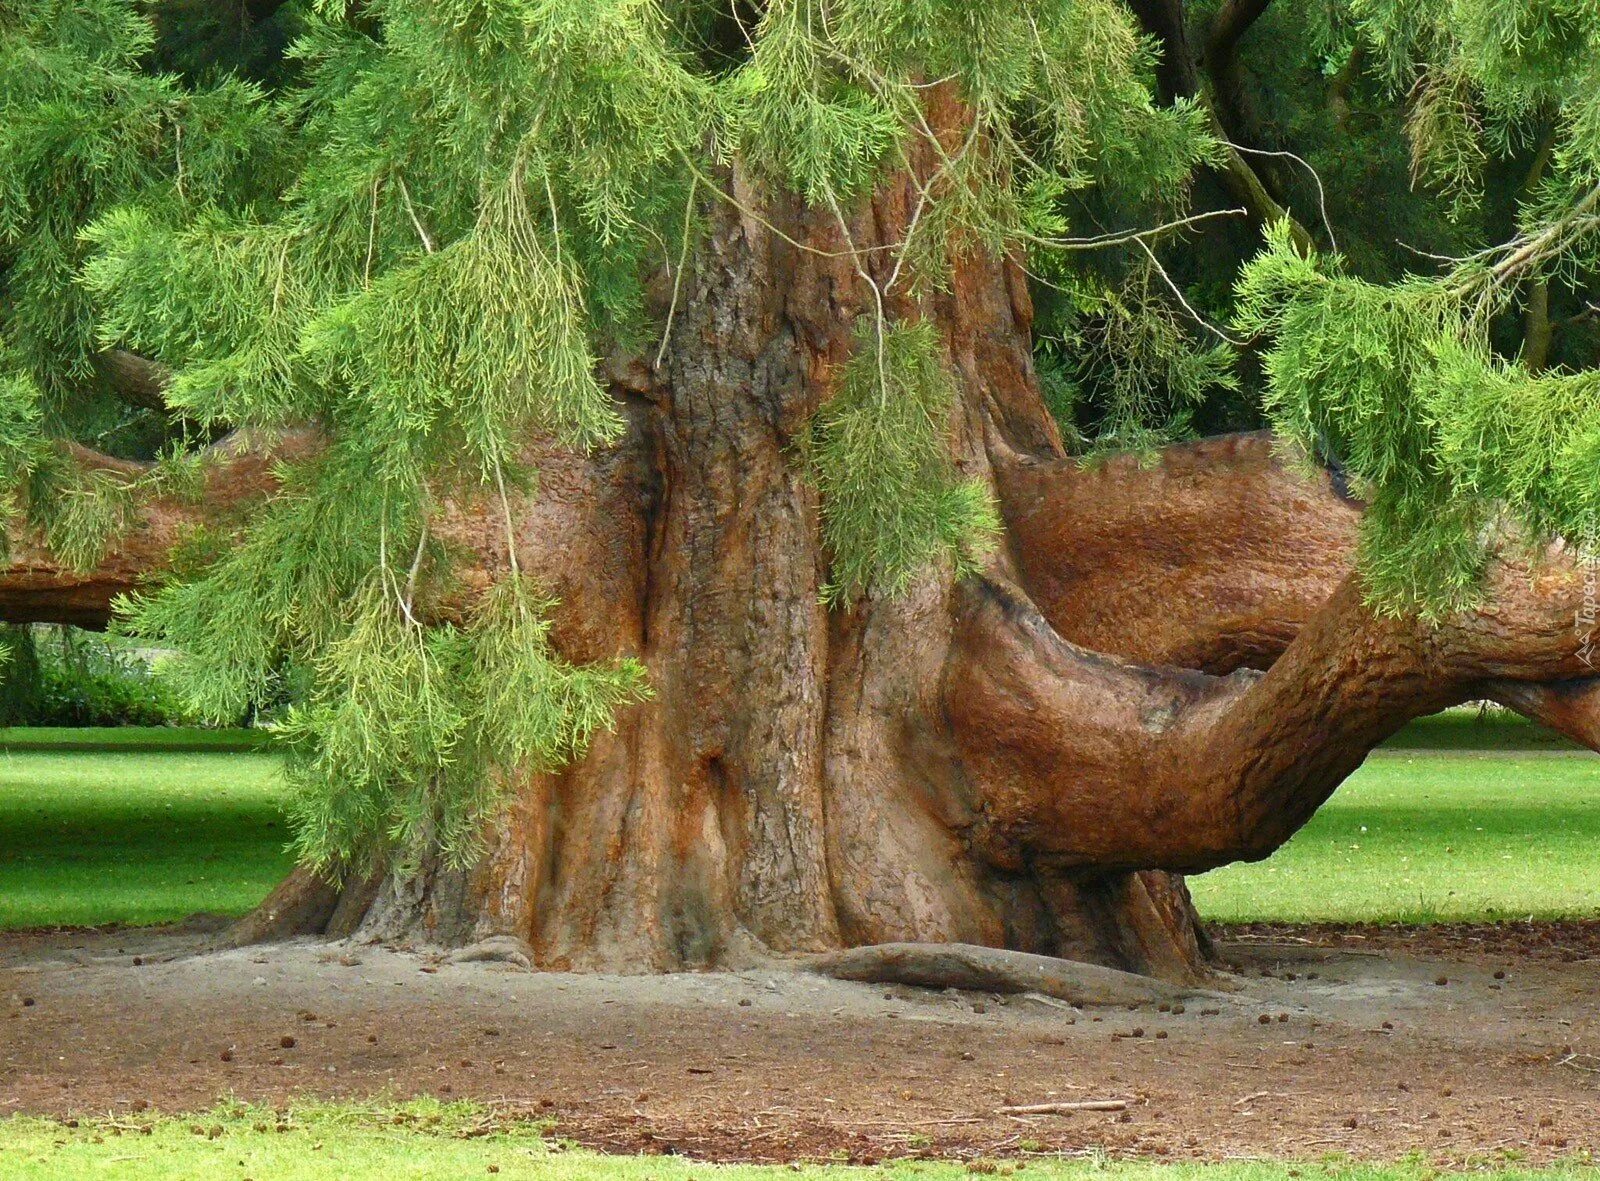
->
xmin=997 ymin=1100 xmax=1128 ymax=1115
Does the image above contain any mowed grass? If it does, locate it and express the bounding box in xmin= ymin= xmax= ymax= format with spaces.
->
xmin=0 ymin=711 xmax=1596 ymax=931
xmin=1191 ymin=713 xmax=1600 ymax=924
xmin=0 ymin=738 xmax=291 ymax=930
xmin=0 ymin=1102 xmax=1590 ymax=1180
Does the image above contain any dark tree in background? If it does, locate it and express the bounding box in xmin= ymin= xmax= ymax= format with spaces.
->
xmin=0 ymin=0 xmax=1597 ymax=975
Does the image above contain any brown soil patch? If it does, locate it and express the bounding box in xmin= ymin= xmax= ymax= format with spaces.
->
xmin=2 ymin=922 xmax=1597 ymax=1164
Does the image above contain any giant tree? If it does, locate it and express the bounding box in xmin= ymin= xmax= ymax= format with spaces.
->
xmin=0 ymin=0 xmax=1598 ymax=978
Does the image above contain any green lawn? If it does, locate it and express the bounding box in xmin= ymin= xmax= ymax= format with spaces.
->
xmin=0 ymin=1102 xmax=1588 ymax=1180
xmin=0 ymin=726 xmax=273 ymax=753
xmin=0 ymin=713 xmax=1596 ymax=931
xmin=0 ymin=744 xmax=292 ymax=930
xmin=1190 ymin=746 xmax=1600 ymax=924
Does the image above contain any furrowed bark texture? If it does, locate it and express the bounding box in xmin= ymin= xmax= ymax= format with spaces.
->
xmin=5 ymin=115 xmax=1598 ymax=978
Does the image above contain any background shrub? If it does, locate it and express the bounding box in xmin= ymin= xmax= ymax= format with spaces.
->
xmin=0 ymin=626 xmax=213 ymax=727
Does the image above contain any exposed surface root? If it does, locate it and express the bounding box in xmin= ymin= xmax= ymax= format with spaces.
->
xmin=803 ymin=941 xmax=1210 ymax=1006
xmin=222 ymin=867 xmax=340 ymax=948
xmin=443 ymin=935 xmax=535 ymax=970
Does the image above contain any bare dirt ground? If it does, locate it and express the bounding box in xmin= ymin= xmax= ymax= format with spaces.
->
xmin=3 ymin=921 xmax=1598 ymax=1165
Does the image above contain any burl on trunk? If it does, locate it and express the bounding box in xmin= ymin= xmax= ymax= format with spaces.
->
xmin=6 ymin=167 xmax=1599 ymax=983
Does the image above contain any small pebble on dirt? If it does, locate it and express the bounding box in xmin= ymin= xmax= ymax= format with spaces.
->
xmin=1435 ymin=976 xmax=1449 ymax=986
xmin=21 ymin=997 xmax=34 ymax=1007
xmin=280 ymin=1035 xmax=296 ymax=1049
xmin=1155 ymin=1030 xmax=1168 ymax=1040
xmin=1171 ymin=1004 xmax=1185 ymax=1014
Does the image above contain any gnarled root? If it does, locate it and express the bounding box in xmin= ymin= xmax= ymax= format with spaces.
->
xmin=804 ymin=942 xmax=1209 ymax=1006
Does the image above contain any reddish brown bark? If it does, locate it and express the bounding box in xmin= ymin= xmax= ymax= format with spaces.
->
xmin=0 ymin=434 xmax=297 ymax=627
xmin=4 ymin=117 xmax=1597 ymax=980
xmin=998 ymin=433 xmax=1600 ymax=743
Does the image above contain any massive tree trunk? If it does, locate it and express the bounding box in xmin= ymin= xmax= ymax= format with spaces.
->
xmin=5 ymin=140 xmax=1598 ymax=981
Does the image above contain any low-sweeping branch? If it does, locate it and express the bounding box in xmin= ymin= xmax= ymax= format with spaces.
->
xmin=947 ymin=549 xmax=1592 ymax=873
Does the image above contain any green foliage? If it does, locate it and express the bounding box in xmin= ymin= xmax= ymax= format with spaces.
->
xmin=1236 ymin=222 xmax=1475 ymax=614
xmin=1348 ymin=0 xmax=1600 ymax=217
xmin=279 ymin=577 xmax=649 ymax=874
xmin=810 ymin=320 xmax=998 ymax=604
xmin=121 ymin=447 xmax=416 ymax=721
xmin=0 ymin=622 xmax=38 ymax=723
xmin=299 ymin=181 xmax=625 ymax=472
xmin=0 ymin=0 xmax=285 ymax=429
xmin=1036 ymin=265 xmax=1238 ymax=452
xmin=713 ymin=0 xmax=1218 ymax=295
xmin=28 ymin=626 xmax=203 ymax=727
xmin=1238 ymin=219 xmax=1600 ymax=616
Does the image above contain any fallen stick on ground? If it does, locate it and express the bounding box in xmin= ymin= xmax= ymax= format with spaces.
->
xmin=998 ymin=1101 xmax=1128 ymax=1115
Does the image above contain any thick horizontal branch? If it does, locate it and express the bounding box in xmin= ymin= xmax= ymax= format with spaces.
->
xmin=0 ymin=432 xmax=298 ymax=628
xmin=946 ymin=551 xmax=1595 ymax=873
xmin=999 ymin=432 xmax=1358 ymax=674
xmin=93 ymin=349 xmax=172 ymax=413
xmin=998 ymin=432 xmax=1600 ymax=748
xmin=0 ymin=424 xmax=652 ymax=666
